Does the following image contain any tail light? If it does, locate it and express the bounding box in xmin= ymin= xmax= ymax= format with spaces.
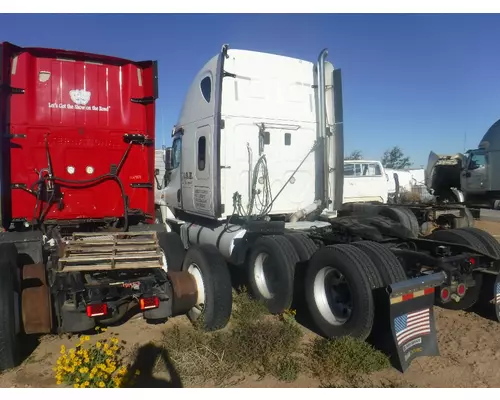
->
xmin=86 ymin=303 xmax=108 ymax=317
xmin=456 ymin=283 xmax=467 ymax=297
xmin=440 ymin=287 xmax=451 ymax=302
xmin=140 ymin=296 xmax=159 ymax=310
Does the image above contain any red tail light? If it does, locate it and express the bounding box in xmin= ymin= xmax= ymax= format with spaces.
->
xmin=469 ymin=257 xmax=476 ymax=265
xmin=86 ymin=303 xmax=108 ymax=317
xmin=440 ymin=287 xmax=450 ymax=301
xmin=457 ymin=283 xmax=466 ymax=297
xmin=140 ymin=296 xmax=159 ymax=310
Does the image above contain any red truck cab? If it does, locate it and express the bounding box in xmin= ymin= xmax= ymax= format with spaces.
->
xmin=0 ymin=42 xmax=158 ymax=231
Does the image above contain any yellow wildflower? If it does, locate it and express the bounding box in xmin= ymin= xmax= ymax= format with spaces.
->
xmin=95 ymin=342 xmax=102 ymax=349
xmin=135 ymin=370 xmax=140 ymax=376
xmin=74 ymin=384 xmax=79 ymax=388
xmin=84 ymin=336 xmax=90 ymax=341
xmin=56 ymin=380 xmax=62 ymax=385
xmin=98 ymin=381 xmax=105 ymax=388
xmin=106 ymin=350 xmax=113 ymax=357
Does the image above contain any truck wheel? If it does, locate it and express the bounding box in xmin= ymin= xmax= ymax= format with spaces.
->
xmin=158 ymin=232 xmax=186 ymax=273
xmin=247 ymin=235 xmax=300 ymax=314
xmin=378 ymin=206 xmax=419 ymax=238
xmin=457 ymin=227 xmax=500 ymax=259
xmin=428 ymin=229 xmax=487 ymax=310
xmin=0 ymin=244 xmax=20 ymax=372
xmin=284 ymin=233 xmax=317 ymax=262
xmin=305 ymin=244 xmax=376 ymax=340
xmin=352 ymin=241 xmax=407 ymax=284
xmin=181 ymin=244 xmax=232 ymax=331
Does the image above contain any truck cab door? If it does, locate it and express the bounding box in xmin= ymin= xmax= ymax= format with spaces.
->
xmin=462 ymin=149 xmax=487 ymax=193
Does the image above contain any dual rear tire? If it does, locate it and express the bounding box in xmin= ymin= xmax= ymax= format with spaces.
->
xmin=245 ymin=233 xmax=407 ymax=340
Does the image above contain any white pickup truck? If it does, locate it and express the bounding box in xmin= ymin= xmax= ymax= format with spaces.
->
xmin=343 ymin=159 xmax=389 ymax=204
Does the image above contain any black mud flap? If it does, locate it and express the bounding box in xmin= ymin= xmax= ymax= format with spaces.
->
xmin=387 ymin=272 xmax=446 ymax=372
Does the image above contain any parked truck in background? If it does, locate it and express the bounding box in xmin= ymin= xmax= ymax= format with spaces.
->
xmin=0 ymin=42 xmax=233 ymax=372
xmin=154 ymin=44 xmax=500 ymax=370
xmin=426 ymin=119 xmax=500 ymax=210
xmin=343 ymin=159 xmax=389 ymax=204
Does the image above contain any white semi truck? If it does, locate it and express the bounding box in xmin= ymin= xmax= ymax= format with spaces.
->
xmin=154 ymin=45 xmax=500 ymax=371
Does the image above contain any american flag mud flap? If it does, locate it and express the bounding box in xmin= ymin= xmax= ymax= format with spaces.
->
xmin=388 ymin=271 xmax=446 ymax=372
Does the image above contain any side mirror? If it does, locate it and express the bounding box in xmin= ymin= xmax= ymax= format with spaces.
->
xmin=165 ymin=147 xmax=174 ymax=170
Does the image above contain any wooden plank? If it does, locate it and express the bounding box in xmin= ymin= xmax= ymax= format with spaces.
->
xmin=63 ymin=253 xmax=161 ymax=260
xmin=72 ymin=231 xmax=158 ymax=238
xmin=65 ymin=244 xmax=159 ymax=253
xmin=60 ymin=261 xmax=162 ymax=272
xmin=67 ymin=239 xmax=157 ymax=246
xmin=60 ymin=253 xmax=161 ymax=264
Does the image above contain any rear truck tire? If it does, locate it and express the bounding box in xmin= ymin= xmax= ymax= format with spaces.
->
xmin=0 ymin=244 xmax=20 ymax=372
xmin=158 ymin=231 xmax=186 ymax=273
xmin=304 ymin=244 xmax=377 ymax=340
xmin=351 ymin=241 xmax=407 ymax=284
xmin=377 ymin=206 xmax=419 ymax=238
xmin=284 ymin=233 xmax=318 ymax=262
xmin=456 ymin=227 xmax=500 ymax=259
xmin=428 ymin=229 xmax=487 ymax=310
xmin=181 ymin=244 xmax=232 ymax=331
xmin=247 ymin=235 xmax=300 ymax=314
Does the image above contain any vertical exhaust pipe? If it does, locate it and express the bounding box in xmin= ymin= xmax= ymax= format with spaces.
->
xmin=331 ymin=68 xmax=344 ymax=211
xmin=317 ymin=49 xmax=329 ymax=210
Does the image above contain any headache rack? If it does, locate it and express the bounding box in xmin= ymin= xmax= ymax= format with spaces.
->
xmin=57 ymin=231 xmax=164 ymax=272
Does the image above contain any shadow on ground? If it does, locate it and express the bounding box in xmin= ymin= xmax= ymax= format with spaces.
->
xmin=124 ymin=343 xmax=183 ymax=388
xmin=18 ymin=334 xmax=43 ymax=366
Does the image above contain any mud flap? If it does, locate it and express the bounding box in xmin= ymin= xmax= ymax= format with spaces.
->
xmin=387 ymin=272 xmax=445 ymax=372
xmin=21 ymin=263 xmax=53 ymax=334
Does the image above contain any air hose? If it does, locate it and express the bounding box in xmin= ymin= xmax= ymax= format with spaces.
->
xmin=46 ymin=174 xmax=129 ymax=232
xmin=32 ymin=139 xmax=138 ymax=232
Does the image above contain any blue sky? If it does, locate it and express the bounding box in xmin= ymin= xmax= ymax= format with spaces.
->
xmin=1 ymin=13 xmax=500 ymax=167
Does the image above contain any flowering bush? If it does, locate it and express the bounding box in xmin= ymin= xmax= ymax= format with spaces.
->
xmin=53 ymin=326 xmax=138 ymax=388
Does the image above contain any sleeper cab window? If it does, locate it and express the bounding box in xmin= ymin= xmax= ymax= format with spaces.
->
xmin=198 ymin=136 xmax=206 ymax=171
xmin=200 ymin=76 xmax=212 ymax=103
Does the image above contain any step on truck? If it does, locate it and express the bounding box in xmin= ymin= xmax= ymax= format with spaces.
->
xmin=155 ymin=45 xmax=500 ymax=371
xmin=0 ymin=42 xmax=233 ymax=372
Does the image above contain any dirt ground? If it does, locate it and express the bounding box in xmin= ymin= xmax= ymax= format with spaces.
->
xmin=1 ymin=219 xmax=500 ymax=388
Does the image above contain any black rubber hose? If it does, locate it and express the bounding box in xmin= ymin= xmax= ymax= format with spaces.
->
xmin=50 ymin=174 xmax=129 ymax=232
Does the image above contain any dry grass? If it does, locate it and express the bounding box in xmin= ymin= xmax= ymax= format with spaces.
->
xmin=308 ymin=336 xmax=391 ymax=387
xmin=161 ymin=290 xmax=303 ymax=386
xmin=161 ymin=290 xmax=391 ymax=387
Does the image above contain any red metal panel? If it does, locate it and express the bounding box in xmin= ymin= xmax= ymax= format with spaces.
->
xmin=1 ymin=42 xmax=157 ymax=225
